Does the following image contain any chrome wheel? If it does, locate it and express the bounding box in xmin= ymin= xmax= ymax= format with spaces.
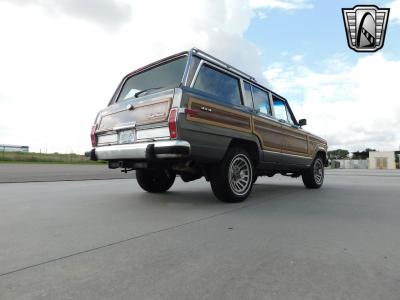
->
xmin=228 ymin=154 xmax=252 ymax=196
xmin=313 ymin=158 xmax=324 ymax=185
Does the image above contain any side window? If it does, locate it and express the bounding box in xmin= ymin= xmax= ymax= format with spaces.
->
xmin=193 ymin=64 xmax=242 ymax=106
xmin=273 ymin=97 xmax=291 ymax=123
xmin=243 ymin=82 xmax=253 ymax=108
xmin=252 ymin=85 xmax=272 ymax=116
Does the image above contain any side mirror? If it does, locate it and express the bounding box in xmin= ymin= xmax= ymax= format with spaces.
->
xmin=299 ymin=119 xmax=307 ymax=126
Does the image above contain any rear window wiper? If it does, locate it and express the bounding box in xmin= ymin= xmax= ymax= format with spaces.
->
xmin=134 ymin=86 xmax=164 ymax=98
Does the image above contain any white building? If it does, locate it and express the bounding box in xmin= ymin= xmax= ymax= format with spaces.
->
xmin=331 ymin=159 xmax=368 ymax=169
xmin=368 ymin=151 xmax=396 ymax=169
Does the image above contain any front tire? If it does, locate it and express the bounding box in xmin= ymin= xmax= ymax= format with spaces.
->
xmin=302 ymin=156 xmax=324 ymax=189
xmin=136 ymin=168 xmax=176 ymax=193
xmin=210 ymin=147 xmax=254 ymax=203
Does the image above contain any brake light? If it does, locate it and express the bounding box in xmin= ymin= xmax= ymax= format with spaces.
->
xmin=90 ymin=125 xmax=96 ymax=147
xmin=168 ymin=108 xmax=178 ymax=139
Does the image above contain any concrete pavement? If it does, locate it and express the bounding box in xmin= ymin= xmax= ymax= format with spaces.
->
xmin=0 ymin=170 xmax=399 ymax=299
xmin=0 ymin=163 xmax=135 ymax=183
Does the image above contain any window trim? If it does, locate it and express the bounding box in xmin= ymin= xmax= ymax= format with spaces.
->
xmin=271 ymin=95 xmax=299 ymax=126
xmin=250 ymin=83 xmax=273 ymax=117
xmin=241 ymin=80 xmax=255 ymax=109
xmin=284 ymin=100 xmax=299 ymax=126
xmin=190 ymin=60 xmax=244 ymax=106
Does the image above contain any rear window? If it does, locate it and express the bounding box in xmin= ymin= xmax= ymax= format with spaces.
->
xmin=117 ymin=56 xmax=187 ymax=102
xmin=193 ymin=64 xmax=242 ymax=106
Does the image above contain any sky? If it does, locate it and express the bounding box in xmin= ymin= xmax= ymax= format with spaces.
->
xmin=0 ymin=0 xmax=399 ymax=153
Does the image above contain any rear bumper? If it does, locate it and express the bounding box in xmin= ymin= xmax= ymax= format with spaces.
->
xmin=86 ymin=140 xmax=190 ymax=161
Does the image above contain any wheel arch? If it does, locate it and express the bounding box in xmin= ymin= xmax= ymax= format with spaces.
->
xmin=314 ymin=148 xmax=328 ymax=167
xmin=227 ymin=138 xmax=262 ymax=166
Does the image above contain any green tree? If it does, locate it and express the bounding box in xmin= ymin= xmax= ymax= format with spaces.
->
xmin=327 ymin=149 xmax=349 ymax=159
xmin=352 ymin=148 xmax=376 ymax=160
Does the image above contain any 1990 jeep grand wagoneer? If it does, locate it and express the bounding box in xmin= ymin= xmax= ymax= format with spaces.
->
xmin=87 ymin=48 xmax=328 ymax=202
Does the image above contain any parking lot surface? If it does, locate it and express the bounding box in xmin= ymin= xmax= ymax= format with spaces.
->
xmin=0 ymin=163 xmax=135 ymax=183
xmin=0 ymin=169 xmax=399 ymax=299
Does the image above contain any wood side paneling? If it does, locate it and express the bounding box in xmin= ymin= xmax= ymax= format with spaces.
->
xmin=252 ymin=116 xmax=283 ymax=152
xmin=186 ymin=97 xmax=252 ymax=133
xmin=280 ymin=125 xmax=310 ymax=156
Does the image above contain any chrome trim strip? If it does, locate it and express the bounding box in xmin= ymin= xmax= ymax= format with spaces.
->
xmin=182 ymin=51 xmax=193 ymax=86
xmin=95 ymin=140 xmax=190 ymax=160
xmin=97 ymin=134 xmax=118 ymax=145
xmin=113 ymin=124 xmax=136 ymax=131
xmin=190 ymin=59 xmax=203 ymax=88
xmin=263 ymin=149 xmax=311 ymax=159
xmin=280 ymin=152 xmax=312 ymax=159
xmin=172 ymin=88 xmax=182 ymax=107
xmin=136 ymin=127 xmax=169 ymax=140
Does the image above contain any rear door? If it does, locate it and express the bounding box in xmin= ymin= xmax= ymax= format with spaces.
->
xmin=179 ymin=62 xmax=253 ymax=162
xmin=250 ymin=84 xmax=284 ymax=164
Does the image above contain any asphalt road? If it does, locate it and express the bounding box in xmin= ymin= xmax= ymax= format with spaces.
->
xmin=0 ymin=163 xmax=135 ymax=183
xmin=0 ymin=169 xmax=400 ymax=299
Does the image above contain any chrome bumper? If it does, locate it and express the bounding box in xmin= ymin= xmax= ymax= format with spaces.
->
xmin=90 ymin=140 xmax=190 ymax=160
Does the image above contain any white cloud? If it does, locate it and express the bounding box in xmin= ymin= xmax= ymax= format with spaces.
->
xmin=264 ymin=54 xmax=400 ymax=152
xmin=389 ymin=0 xmax=400 ymax=22
xmin=249 ymin=0 xmax=313 ymax=10
xmin=0 ymin=0 xmax=262 ymax=153
xmin=0 ymin=0 xmax=131 ymax=30
xmin=291 ymin=54 xmax=303 ymax=63
xmin=257 ymin=11 xmax=268 ymax=19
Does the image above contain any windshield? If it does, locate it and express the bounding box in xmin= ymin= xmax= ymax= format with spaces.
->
xmin=117 ymin=56 xmax=187 ymax=102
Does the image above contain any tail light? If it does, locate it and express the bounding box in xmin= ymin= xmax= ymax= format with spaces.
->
xmin=90 ymin=125 xmax=96 ymax=147
xmin=168 ymin=108 xmax=178 ymax=139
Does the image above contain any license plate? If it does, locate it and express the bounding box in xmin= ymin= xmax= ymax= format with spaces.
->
xmin=118 ymin=129 xmax=136 ymax=144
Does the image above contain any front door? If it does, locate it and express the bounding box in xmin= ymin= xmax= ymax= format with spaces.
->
xmin=272 ymin=96 xmax=311 ymax=166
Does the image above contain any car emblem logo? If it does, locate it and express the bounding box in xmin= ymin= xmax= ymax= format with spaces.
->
xmin=342 ymin=5 xmax=390 ymax=52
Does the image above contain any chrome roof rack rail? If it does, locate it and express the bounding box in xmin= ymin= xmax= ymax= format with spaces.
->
xmin=190 ymin=48 xmax=257 ymax=82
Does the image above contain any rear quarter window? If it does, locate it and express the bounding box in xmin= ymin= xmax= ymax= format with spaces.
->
xmin=193 ymin=64 xmax=242 ymax=106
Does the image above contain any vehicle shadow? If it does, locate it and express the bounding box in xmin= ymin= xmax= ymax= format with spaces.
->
xmin=133 ymin=185 xmax=221 ymax=206
xmin=132 ymin=181 xmax=309 ymax=207
xmin=250 ymin=183 xmax=308 ymax=200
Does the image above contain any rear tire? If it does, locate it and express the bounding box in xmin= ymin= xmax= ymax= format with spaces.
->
xmin=210 ymin=147 xmax=254 ymax=203
xmin=302 ymin=156 xmax=324 ymax=189
xmin=136 ymin=168 xmax=176 ymax=193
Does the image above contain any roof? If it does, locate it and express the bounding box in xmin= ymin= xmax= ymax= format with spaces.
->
xmin=189 ymin=48 xmax=286 ymax=100
xmin=190 ymin=48 xmax=257 ymax=82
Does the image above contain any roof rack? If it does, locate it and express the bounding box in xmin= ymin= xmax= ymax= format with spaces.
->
xmin=190 ymin=48 xmax=257 ymax=82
